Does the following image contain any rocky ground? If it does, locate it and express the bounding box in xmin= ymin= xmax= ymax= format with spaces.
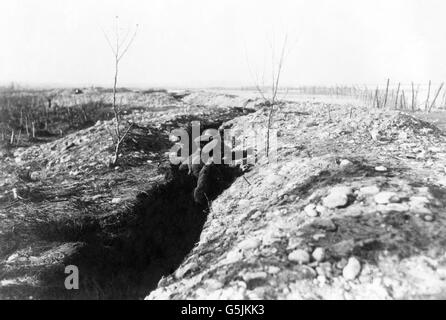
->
xmin=1 ymin=90 xmax=446 ymax=299
xmin=148 ymin=96 xmax=446 ymax=300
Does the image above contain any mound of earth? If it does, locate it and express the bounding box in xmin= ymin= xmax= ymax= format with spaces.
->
xmin=147 ymin=100 xmax=446 ymax=300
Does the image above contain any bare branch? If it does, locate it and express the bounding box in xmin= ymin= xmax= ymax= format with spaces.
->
xmin=118 ymin=25 xmax=139 ymax=62
xmin=102 ymin=27 xmax=117 ymax=56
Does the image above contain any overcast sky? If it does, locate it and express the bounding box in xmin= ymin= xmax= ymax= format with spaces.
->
xmin=1 ymin=0 xmax=446 ymax=88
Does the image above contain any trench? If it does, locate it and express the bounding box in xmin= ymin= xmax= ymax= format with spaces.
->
xmin=36 ymin=108 xmax=252 ymax=300
xmin=54 ymin=165 xmax=241 ymax=300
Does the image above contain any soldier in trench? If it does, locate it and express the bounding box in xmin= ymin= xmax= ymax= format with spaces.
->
xmin=176 ymin=129 xmax=253 ymax=205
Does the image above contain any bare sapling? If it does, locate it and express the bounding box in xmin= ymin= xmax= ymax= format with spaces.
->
xmin=374 ymin=87 xmax=380 ymax=109
xmin=411 ymin=82 xmax=415 ymax=111
xmin=246 ymin=33 xmax=291 ymax=159
xmin=425 ymin=80 xmax=431 ymax=111
xmin=428 ymin=83 xmax=444 ymax=113
xmin=383 ymin=78 xmax=390 ymax=108
xmin=394 ymin=82 xmax=401 ymax=109
xmin=401 ymin=90 xmax=406 ymax=110
xmin=103 ymin=16 xmax=138 ymax=165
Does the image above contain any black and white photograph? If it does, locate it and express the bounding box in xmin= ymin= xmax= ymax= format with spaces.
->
xmin=0 ymin=0 xmax=446 ymax=303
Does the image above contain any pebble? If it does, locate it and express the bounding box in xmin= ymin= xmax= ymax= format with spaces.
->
xmin=409 ymin=196 xmax=431 ymax=214
xmin=238 ymin=238 xmax=261 ymax=251
xmin=342 ymin=257 xmax=361 ymax=280
xmin=267 ymin=266 xmax=281 ymax=274
xmin=288 ymin=249 xmax=311 ymax=264
xmin=30 ymin=171 xmax=41 ymax=181
xmin=331 ymin=239 xmax=355 ymax=258
xmin=375 ymin=166 xmax=388 ymax=172
xmin=111 ymin=197 xmax=122 ymax=204
xmin=242 ymin=271 xmax=268 ymax=282
xmin=380 ymin=203 xmax=409 ymax=212
xmin=304 ymin=204 xmax=319 ymax=217
xmin=374 ymin=192 xmax=399 ymax=204
xmin=238 ymin=199 xmax=251 ymax=208
xmin=423 ymin=214 xmax=434 ymax=222
xmin=322 ymin=186 xmax=353 ymax=208
xmin=339 ymin=159 xmax=353 ymax=168
xmin=409 ymin=196 xmax=429 ymax=206
xmin=312 ymin=247 xmax=326 ymax=262
xmin=224 ymin=249 xmax=244 ymax=264
xmin=313 ymin=233 xmax=326 ymax=241
xmin=359 ymin=185 xmax=380 ymax=195
xmin=313 ymin=218 xmax=337 ymax=232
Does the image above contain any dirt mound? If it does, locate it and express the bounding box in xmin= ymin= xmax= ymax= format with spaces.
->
xmin=147 ymin=101 xmax=446 ymax=300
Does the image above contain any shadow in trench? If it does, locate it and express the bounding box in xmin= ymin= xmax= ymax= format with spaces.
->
xmin=35 ymin=164 xmax=243 ymax=300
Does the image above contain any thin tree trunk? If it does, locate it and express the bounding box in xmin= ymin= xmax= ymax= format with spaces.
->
xmin=394 ymin=83 xmax=401 ymax=109
xmin=425 ymin=80 xmax=431 ymax=111
xmin=374 ymin=87 xmax=380 ymax=109
xmin=428 ymin=83 xmax=444 ymax=113
xmin=383 ymin=78 xmax=390 ymax=108
xmin=402 ymin=91 xmax=406 ymax=110
xmin=17 ymin=129 xmax=22 ymax=146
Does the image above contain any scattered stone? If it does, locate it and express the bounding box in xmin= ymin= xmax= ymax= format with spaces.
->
xmin=238 ymin=238 xmax=261 ymax=251
xmin=409 ymin=196 xmax=429 ymax=206
xmin=322 ymin=186 xmax=353 ymax=208
xmin=224 ymin=249 xmax=243 ymax=264
xmin=242 ymin=271 xmax=268 ymax=282
xmin=375 ymin=166 xmax=388 ymax=172
xmin=29 ymin=171 xmax=41 ymax=181
xmin=331 ymin=239 xmax=355 ymax=258
xmin=6 ymin=253 xmax=20 ymax=263
xmin=409 ymin=196 xmax=431 ymax=214
xmin=339 ymin=159 xmax=353 ymax=168
xmin=359 ymin=185 xmax=380 ymax=195
xmin=288 ymin=249 xmax=311 ymax=264
xmin=343 ymin=257 xmax=361 ymax=280
xmin=370 ymin=129 xmax=380 ymax=141
xmin=304 ymin=204 xmax=319 ymax=217
xmin=267 ymin=266 xmax=281 ymax=274
xmin=381 ymin=203 xmax=409 ymax=212
xmin=374 ymin=192 xmax=399 ymax=204
xmin=111 ymin=198 xmax=122 ymax=204
xmin=313 ymin=218 xmax=337 ymax=232
xmin=296 ymin=265 xmax=318 ymax=279
xmin=312 ymin=247 xmax=326 ymax=262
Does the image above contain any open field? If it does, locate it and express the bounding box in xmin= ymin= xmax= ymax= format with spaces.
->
xmin=1 ymin=88 xmax=446 ymax=299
